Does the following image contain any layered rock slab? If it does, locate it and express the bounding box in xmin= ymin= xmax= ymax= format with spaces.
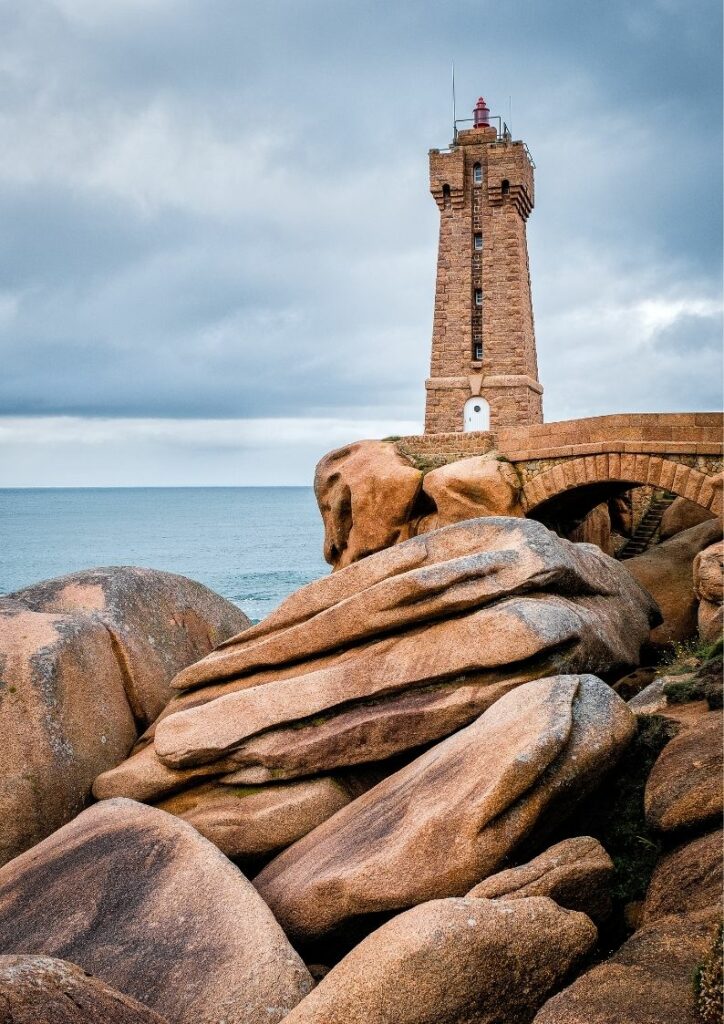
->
xmin=0 ymin=799 xmax=312 ymax=1024
xmin=171 ymin=516 xmax=655 ymax=693
xmin=282 ymin=896 xmax=597 ymax=1024
xmin=154 ymin=776 xmax=353 ymax=860
xmin=254 ymin=674 xmax=636 ymax=942
xmin=0 ymin=954 xmax=169 ymax=1024
xmin=533 ymin=907 xmax=720 ymax=1024
xmin=94 ymin=521 xmax=654 ymax=864
xmin=101 ymin=519 xmax=653 ymax=795
xmin=468 ymin=836 xmax=614 ymax=924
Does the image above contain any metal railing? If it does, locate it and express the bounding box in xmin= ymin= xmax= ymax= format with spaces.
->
xmin=451 ymin=116 xmax=536 ymax=169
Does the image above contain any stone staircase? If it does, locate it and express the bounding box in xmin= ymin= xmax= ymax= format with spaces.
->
xmin=617 ymin=490 xmax=677 ymax=560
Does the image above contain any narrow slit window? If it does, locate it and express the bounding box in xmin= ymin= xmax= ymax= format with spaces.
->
xmin=501 ymin=179 xmax=510 ymax=195
xmin=442 ymin=183 xmax=451 ymax=208
xmin=474 ymin=233 xmax=483 ymax=250
xmin=473 ymin=163 xmax=483 ymax=185
xmin=474 ymin=288 xmax=483 ymax=306
xmin=473 ymin=339 xmax=483 ymax=361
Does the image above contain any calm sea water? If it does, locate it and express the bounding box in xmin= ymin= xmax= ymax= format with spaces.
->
xmin=0 ymin=488 xmax=328 ymax=622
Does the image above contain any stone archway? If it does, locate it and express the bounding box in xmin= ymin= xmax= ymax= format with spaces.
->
xmin=521 ymin=454 xmax=721 ymax=517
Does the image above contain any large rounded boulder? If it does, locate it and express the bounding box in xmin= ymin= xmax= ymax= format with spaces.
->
xmin=314 ymin=440 xmax=423 ymax=569
xmin=0 ymin=799 xmax=312 ymax=1024
xmin=0 ymin=567 xmax=249 ymax=866
xmin=283 ymin=896 xmax=596 ymax=1024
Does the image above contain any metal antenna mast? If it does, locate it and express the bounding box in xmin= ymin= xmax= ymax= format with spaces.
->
xmin=452 ymin=61 xmax=457 ymax=139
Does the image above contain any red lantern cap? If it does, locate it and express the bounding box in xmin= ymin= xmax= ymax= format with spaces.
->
xmin=473 ymin=97 xmax=490 ymax=128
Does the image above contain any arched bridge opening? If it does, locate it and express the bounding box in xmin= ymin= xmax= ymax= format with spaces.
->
xmin=520 ymin=455 xmax=721 ymax=521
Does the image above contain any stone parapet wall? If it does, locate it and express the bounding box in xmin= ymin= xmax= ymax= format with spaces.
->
xmin=403 ymin=413 xmax=723 ymax=462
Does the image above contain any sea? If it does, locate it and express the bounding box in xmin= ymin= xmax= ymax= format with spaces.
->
xmin=0 ymin=487 xmax=329 ymax=623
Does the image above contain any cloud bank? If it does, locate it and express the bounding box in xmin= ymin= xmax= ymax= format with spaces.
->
xmin=0 ymin=0 xmax=721 ymax=484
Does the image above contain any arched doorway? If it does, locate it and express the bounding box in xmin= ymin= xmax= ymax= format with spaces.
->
xmin=464 ymin=396 xmax=490 ymax=432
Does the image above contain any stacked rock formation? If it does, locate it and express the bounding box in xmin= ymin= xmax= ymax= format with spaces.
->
xmin=0 ymin=511 xmax=721 ymax=1023
xmin=94 ymin=517 xmax=657 ymax=868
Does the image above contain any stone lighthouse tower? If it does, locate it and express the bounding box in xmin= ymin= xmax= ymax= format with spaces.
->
xmin=424 ymin=97 xmax=543 ymax=433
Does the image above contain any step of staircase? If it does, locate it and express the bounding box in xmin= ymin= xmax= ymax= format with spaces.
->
xmin=617 ymin=491 xmax=677 ymax=560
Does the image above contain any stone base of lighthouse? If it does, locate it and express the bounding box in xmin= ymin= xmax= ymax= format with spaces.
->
xmin=424 ymin=374 xmax=544 ymax=434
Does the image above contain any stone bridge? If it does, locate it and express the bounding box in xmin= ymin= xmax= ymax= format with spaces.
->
xmin=396 ymin=413 xmax=723 ymax=525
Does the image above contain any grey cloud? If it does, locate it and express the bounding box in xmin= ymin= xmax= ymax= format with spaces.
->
xmin=0 ymin=0 xmax=721 ymax=443
xmin=652 ymin=311 xmax=723 ymax=354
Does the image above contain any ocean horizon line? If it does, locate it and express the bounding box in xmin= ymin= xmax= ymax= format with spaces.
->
xmin=0 ymin=484 xmax=315 ymax=491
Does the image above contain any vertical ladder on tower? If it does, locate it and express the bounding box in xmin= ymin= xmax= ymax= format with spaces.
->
xmin=617 ymin=490 xmax=678 ymax=560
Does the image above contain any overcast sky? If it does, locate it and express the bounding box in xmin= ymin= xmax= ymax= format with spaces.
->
xmin=1 ymin=0 xmax=721 ymax=486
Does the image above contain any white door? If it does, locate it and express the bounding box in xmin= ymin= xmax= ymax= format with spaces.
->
xmin=464 ymin=396 xmax=490 ymax=432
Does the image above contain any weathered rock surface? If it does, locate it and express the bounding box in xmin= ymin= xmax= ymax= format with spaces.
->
xmin=626 ymin=519 xmax=722 ymax=647
xmin=613 ymin=666 xmax=657 ymax=701
xmin=694 ymin=540 xmax=723 ymax=645
xmin=0 ymin=568 xmax=248 ymax=867
xmin=10 ymin=566 xmax=250 ymax=725
xmin=314 ymin=440 xmax=423 ymax=569
xmin=154 ymin=776 xmax=353 ymax=860
xmin=0 ymin=954 xmax=169 ymax=1024
xmin=283 ymin=896 xmax=597 ymax=1024
xmin=172 ymin=516 xmax=652 ymax=693
xmin=416 ymin=454 xmax=524 ymax=533
xmin=149 ymin=519 xmax=652 ymax=771
xmin=566 ymin=504 xmax=614 ymax=556
xmin=644 ymin=711 xmax=723 ymax=832
xmin=254 ymin=675 xmax=636 ymax=942
xmin=0 ymin=603 xmax=137 ymax=868
xmin=0 ymin=799 xmax=312 ymax=1024
xmin=468 ymin=836 xmax=614 ymax=924
xmin=533 ymin=907 xmax=720 ymax=1023
xmin=698 ymin=599 xmax=723 ymax=646
xmin=93 ymin=521 xmax=653 ymax=866
xmin=659 ymin=496 xmax=715 ymax=541
xmin=643 ymin=829 xmax=723 ymax=922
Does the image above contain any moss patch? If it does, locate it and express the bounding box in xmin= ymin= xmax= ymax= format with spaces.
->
xmin=228 ymin=785 xmax=265 ymax=799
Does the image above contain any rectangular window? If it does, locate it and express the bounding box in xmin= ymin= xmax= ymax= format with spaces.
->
xmin=474 ymin=289 xmax=483 ymax=306
xmin=474 ymin=233 xmax=483 ymax=250
xmin=473 ymin=341 xmax=483 ymax=361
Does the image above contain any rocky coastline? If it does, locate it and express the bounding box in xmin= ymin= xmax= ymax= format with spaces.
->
xmin=0 ymin=452 xmax=722 ymax=1023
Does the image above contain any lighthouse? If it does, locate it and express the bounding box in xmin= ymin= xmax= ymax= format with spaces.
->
xmin=424 ymin=97 xmax=543 ymax=433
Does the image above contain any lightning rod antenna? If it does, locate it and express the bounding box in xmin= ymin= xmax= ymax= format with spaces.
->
xmin=452 ymin=61 xmax=457 ymax=139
